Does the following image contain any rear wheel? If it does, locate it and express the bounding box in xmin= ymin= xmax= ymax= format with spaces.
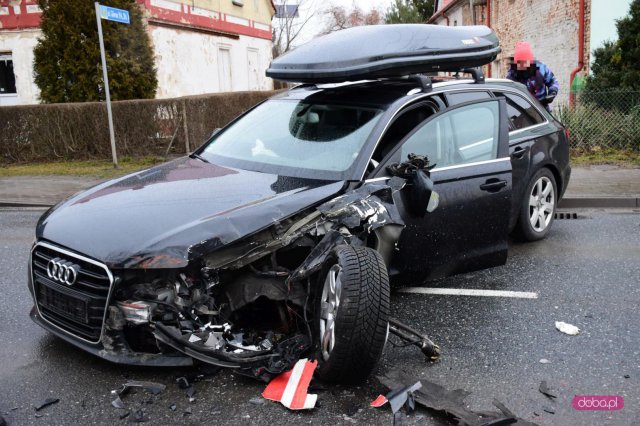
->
xmin=315 ymin=245 xmax=390 ymax=384
xmin=514 ymin=168 xmax=557 ymax=241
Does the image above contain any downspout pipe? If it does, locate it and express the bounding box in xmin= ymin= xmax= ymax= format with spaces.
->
xmin=470 ymin=0 xmax=476 ymax=25
xmin=433 ymin=10 xmax=450 ymax=26
xmin=569 ymin=0 xmax=585 ymax=107
xmin=486 ymin=0 xmax=491 ymax=77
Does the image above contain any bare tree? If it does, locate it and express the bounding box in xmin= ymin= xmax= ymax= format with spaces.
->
xmin=322 ymin=5 xmax=384 ymax=35
xmin=272 ymin=0 xmax=318 ymax=58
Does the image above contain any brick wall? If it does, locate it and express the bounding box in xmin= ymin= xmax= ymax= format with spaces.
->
xmin=489 ymin=0 xmax=591 ymax=105
xmin=433 ymin=0 xmax=591 ymax=106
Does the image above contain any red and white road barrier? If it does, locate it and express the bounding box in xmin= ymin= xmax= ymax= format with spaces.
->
xmin=262 ymin=359 xmax=318 ymax=410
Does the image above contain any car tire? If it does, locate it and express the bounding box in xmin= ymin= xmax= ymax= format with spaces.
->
xmin=315 ymin=245 xmax=390 ymax=384
xmin=514 ymin=168 xmax=557 ymax=241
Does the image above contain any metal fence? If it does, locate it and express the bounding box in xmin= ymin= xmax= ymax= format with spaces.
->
xmin=554 ymin=91 xmax=640 ymax=153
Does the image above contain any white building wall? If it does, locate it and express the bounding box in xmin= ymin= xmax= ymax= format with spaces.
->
xmin=0 ymin=29 xmax=40 ymax=105
xmin=149 ymin=25 xmax=273 ymax=99
xmin=0 ymin=26 xmax=273 ymax=105
xmin=447 ymin=7 xmax=463 ymax=26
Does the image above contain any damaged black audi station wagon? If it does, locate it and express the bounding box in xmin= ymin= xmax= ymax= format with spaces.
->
xmin=29 ymin=25 xmax=570 ymax=384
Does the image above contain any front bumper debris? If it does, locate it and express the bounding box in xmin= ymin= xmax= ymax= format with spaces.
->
xmin=29 ymin=177 xmax=441 ymax=380
xmin=30 ymin=306 xmax=193 ymax=367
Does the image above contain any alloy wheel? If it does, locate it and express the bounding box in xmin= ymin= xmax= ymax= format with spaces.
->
xmin=319 ymin=264 xmax=342 ymax=361
xmin=529 ymin=176 xmax=555 ymax=232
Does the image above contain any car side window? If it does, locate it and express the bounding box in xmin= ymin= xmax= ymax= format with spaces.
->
xmin=399 ymin=101 xmax=500 ymax=168
xmin=372 ymin=101 xmax=438 ymax=164
xmin=445 ymin=91 xmax=491 ymax=106
xmin=493 ymin=91 xmax=544 ymax=130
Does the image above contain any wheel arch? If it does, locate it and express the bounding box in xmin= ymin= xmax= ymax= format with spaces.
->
xmin=540 ymin=163 xmax=563 ymax=197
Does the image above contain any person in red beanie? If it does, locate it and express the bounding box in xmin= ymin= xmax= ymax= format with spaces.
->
xmin=506 ymin=41 xmax=559 ymax=111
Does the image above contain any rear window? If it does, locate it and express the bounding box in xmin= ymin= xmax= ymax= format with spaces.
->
xmin=493 ymin=91 xmax=545 ymax=130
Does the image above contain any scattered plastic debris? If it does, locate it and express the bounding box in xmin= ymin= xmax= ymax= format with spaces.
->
xmin=387 ymin=318 xmax=440 ymax=361
xmin=186 ymin=386 xmax=196 ymax=403
xmin=543 ymin=406 xmax=555 ymax=414
xmin=34 ymin=398 xmax=59 ymax=411
xmin=111 ymin=397 xmax=126 ymax=409
xmin=624 ymin=375 xmax=630 ymax=379
xmin=119 ymin=411 xmax=131 ymax=420
xmin=539 ymin=359 xmax=551 ymax=364
xmin=176 ymin=377 xmax=190 ymax=389
xmin=538 ymin=381 xmax=557 ymax=400
xmin=132 ymin=409 xmax=148 ymax=422
xmin=249 ymin=397 xmax=265 ymax=406
xmin=183 ymin=407 xmax=192 ymax=416
xmin=370 ymin=381 xmax=422 ymax=414
xmin=555 ymin=321 xmax=580 ymax=335
xmin=377 ymin=370 xmax=539 ymax=426
xmin=113 ymin=381 xmax=166 ymax=396
xmin=262 ymin=358 xmax=318 ymax=410
xmin=169 ymin=404 xmax=177 ymax=411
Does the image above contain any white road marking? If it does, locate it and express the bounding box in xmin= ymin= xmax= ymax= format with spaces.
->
xmin=397 ymin=288 xmax=538 ymax=299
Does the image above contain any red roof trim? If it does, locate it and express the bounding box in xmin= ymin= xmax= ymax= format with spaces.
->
xmin=428 ymin=0 xmax=464 ymax=23
xmin=0 ymin=1 xmax=41 ymax=30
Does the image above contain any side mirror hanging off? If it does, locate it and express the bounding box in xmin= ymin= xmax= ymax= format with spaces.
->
xmin=387 ymin=154 xmax=440 ymax=217
xmin=410 ymin=169 xmax=439 ymax=217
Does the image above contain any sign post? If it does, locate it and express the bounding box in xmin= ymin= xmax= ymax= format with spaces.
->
xmin=94 ymin=2 xmax=130 ymax=168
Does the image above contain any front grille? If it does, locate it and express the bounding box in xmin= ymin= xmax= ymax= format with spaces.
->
xmin=32 ymin=242 xmax=113 ymax=343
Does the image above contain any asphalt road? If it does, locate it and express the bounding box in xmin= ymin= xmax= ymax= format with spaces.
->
xmin=1 ymin=208 xmax=639 ymax=425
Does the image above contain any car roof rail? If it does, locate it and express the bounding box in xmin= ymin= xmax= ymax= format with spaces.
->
xmin=408 ymin=74 xmax=433 ymax=93
xmin=455 ymin=68 xmax=485 ymax=84
xmin=291 ymin=83 xmax=319 ymax=91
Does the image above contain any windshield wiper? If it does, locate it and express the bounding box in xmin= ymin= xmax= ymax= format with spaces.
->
xmin=190 ymin=153 xmax=210 ymax=164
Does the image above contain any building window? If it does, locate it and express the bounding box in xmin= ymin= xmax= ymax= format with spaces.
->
xmin=0 ymin=53 xmax=17 ymax=94
xmin=218 ymin=47 xmax=232 ymax=92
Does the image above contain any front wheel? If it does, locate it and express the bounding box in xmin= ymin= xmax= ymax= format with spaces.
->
xmin=514 ymin=168 xmax=557 ymax=241
xmin=315 ymin=245 xmax=390 ymax=384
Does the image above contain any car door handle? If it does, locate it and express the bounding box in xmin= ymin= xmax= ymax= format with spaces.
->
xmin=511 ymin=146 xmax=530 ymax=159
xmin=480 ymin=179 xmax=507 ymax=192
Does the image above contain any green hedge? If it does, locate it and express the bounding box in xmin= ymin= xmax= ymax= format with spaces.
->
xmin=0 ymin=91 xmax=277 ymax=164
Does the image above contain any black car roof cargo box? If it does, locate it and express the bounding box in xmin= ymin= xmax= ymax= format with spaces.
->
xmin=267 ymin=24 xmax=501 ymax=83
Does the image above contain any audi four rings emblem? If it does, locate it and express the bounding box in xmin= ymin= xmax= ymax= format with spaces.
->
xmin=47 ymin=258 xmax=80 ymax=285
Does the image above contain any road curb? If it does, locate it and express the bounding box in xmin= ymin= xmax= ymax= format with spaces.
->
xmin=559 ymin=197 xmax=639 ymax=209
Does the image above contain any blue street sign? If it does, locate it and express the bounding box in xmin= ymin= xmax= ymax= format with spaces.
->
xmin=99 ymin=5 xmax=130 ymax=24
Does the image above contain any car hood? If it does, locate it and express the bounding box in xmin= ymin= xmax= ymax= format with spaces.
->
xmin=36 ymin=157 xmax=346 ymax=269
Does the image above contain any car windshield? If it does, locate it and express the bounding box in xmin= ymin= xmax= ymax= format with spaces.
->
xmin=200 ymin=99 xmax=385 ymax=180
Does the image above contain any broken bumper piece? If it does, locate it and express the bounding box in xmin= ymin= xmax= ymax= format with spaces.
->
xmin=154 ymin=322 xmax=311 ymax=381
xmin=30 ymin=306 xmax=194 ymax=367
